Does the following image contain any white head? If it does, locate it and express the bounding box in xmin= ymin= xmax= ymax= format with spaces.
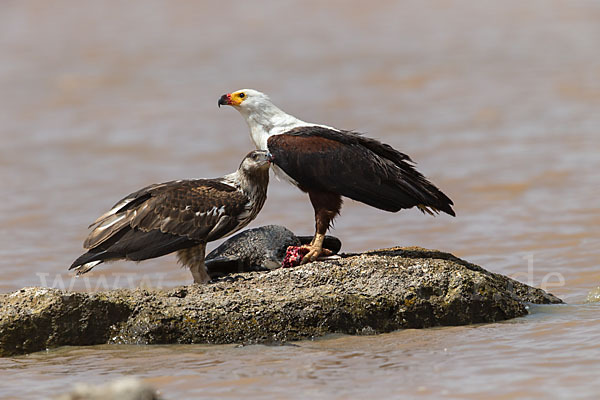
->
xmin=218 ymin=89 xmax=277 ymax=114
xmin=218 ymin=88 xmax=306 ymax=149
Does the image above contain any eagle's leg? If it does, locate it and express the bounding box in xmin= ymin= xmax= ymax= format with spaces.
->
xmin=302 ymin=191 xmax=342 ymax=264
xmin=176 ymin=243 xmax=210 ymax=284
xmin=303 ymin=232 xmax=326 ymax=263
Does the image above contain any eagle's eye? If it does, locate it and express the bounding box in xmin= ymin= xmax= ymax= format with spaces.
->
xmin=238 ymin=92 xmax=246 ymax=99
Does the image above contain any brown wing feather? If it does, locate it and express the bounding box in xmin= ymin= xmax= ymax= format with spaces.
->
xmin=83 ymin=182 xmax=175 ymax=247
xmin=84 ymin=180 xmax=249 ymax=250
xmin=87 ymin=182 xmax=170 ymax=228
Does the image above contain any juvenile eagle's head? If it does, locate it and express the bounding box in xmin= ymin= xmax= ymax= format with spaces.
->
xmin=233 ymin=150 xmax=273 ymax=194
xmin=238 ymin=149 xmax=273 ymax=173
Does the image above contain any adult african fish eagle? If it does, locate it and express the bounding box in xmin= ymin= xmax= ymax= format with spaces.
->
xmin=218 ymin=89 xmax=455 ymax=263
xmin=70 ymin=150 xmax=272 ymax=284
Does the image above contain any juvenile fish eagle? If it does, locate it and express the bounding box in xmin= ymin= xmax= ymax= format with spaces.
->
xmin=70 ymin=150 xmax=272 ymax=284
xmin=218 ymin=89 xmax=455 ymax=263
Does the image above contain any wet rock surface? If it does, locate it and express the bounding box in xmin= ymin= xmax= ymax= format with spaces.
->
xmin=0 ymin=247 xmax=562 ymax=356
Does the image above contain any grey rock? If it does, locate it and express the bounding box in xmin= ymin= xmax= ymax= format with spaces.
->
xmin=205 ymin=225 xmax=342 ymax=279
xmin=0 ymin=247 xmax=562 ymax=357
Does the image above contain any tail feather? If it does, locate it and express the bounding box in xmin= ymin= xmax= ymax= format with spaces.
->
xmin=69 ymin=251 xmax=109 ymax=275
xmin=364 ymin=161 xmax=455 ymax=216
xmin=70 ymin=229 xmax=196 ymax=274
xmin=355 ymin=130 xmax=455 ymax=216
xmin=71 ymin=260 xmax=103 ymax=275
xmin=346 ymin=129 xmax=455 ymax=216
xmin=339 ymin=177 xmax=455 ymax=217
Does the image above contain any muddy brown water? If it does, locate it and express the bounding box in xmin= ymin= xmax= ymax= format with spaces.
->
xmin=1 ymin=1 xmax=599 ymax=398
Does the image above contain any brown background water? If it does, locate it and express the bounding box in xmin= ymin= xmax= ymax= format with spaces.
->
xmin=1 ymin=1 xmax=599 ymax=398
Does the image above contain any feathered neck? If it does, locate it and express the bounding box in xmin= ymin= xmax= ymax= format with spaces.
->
xmin=237 ymin=101 xmax=306 ymax=150
xmin=221 ymin=165 xmax=269 ymax=200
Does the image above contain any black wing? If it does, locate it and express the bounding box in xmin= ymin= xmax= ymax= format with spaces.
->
xmin=267 ymin=126 xmax=455 ymax=216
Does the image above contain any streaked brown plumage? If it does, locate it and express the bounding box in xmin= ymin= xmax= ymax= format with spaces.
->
xmin=70 ymin=150 xmax=272 ymax=284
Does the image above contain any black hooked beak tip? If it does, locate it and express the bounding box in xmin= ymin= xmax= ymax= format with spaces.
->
xmin=218 ymin=94 xmax=229 ymax=108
